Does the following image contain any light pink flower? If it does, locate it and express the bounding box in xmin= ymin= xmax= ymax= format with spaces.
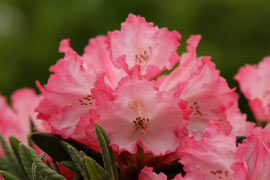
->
xmin=36 ymin=39 xmax=98 ymax=139
xmin=87 ymin=68 xmax=190 ymax=156
xmin=179 ymin=123 xmax=237 ymax=180
xmin=232 ymin=125 xmax=270 ymax=180
xmin=234 ymin=56 xmax=270 ymax=122
xmin=225 ymin=101 xmax=254 ymax=136
xmin=159 ymin=35 xmax=236 ymax=139
xmin=138 ymin=166 xmax=167 ymax=180
xmin=0 ymin=88 xmax=41 ymax=155
xmin=107 ymin=14 xmax=181 ymax=79
xmin=83 ymin=35 xmax=126 ymax=88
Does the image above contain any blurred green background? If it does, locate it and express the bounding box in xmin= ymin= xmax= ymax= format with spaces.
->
xmin=0 ymin=0 xmax=269 ymax=121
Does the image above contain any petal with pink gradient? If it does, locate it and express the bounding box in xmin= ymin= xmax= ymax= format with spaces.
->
xmin=234 ymin=56 xmax=270 ymax=122
xmin=138 ymin=166 xmax=167 ymax=180
xmin=11 ymin=88 xmax=49 ymax=132
xmin=83 ymin=35 xmax=126 ymax=88
xmin=108 ymin=14 xmax=181 ymax=78
xmin=232 ymin=125 xmax=270 ymax=180
xmin=225 ymin=101 xmax=254 ymax=136
xmin=36 ymin=39 xmax=97 ymax=139
xmin=89 ymin=75 xmax=188 ymax=156
xmin=158 ymin=35 xmax=236 ymax=139
xmin=181 ymin=59 xmax=236 ymax=139
xmin=179 ymin=123 xmax=237 ymax=180
xmin=0 ymin=88 xmax=42 ymax=155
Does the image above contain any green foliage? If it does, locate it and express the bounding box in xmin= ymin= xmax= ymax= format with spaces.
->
xmin=84 ymin=156 xmax=111 ymax=180
xmin=0 ymin=123 xmax=122 ymax=180
xmin=30 ymin=148 xmax=66 ymax=180
xmin=31 ymin=133 xmax=103 ymax=165
xmin=95 ymin=123 xmax=118 ymax=180
xmin=0 ymin=170 xmax=20 ymax=180
xmin=19 ymin=144 xmax=34 ymax=180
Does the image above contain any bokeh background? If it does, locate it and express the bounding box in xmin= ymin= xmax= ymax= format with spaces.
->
xmin=0 ymin=0 xmax=269 ymax=121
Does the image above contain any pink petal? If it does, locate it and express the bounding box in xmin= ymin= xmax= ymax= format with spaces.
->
xmin=108 ymin=14 xmax=181 ymax=78
xmin=235 ymin=56 xmax=270 ymax=121
xmin=138 ymin=166 xmax=167 ymax=180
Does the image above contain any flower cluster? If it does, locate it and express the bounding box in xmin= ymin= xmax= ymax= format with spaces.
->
xmin=0 ymin=14 xmax=270 ymax=180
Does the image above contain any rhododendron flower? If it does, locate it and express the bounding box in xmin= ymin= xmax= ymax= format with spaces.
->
xmin=178 ymin=123 xmax=237 ymax=180
xmin=36 ymin=39 xmax=99 ymax=140
xmin=83 ymin=35 xmax=126 ymax=88
xmin=138 ymin=166 xmax=167 ymax=180
xmin=235 ymin=56 xmax=270 ymax=122
xmin=232 ymin=125 xmax=270 ymax=180
xmin=87 ymin=69 xmax=190 ymax=156
xmin=36 ymin=36 xmax=126 ymax=147
xmin=158 ymin=35 xmax=236 ymax=139
xmin=225 ymin=101 xmax=254 ymax=136
xmin=0 ymin=88 xmax=41 ymax=154
xmin=108 ymin=14 xmax=181 ymax=79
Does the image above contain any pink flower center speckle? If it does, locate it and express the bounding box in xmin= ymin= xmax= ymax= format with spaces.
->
xmin=78 ymin=94 xmax=95 ymax=106
xmin=134 ymin=46 xmax=152 ymax=69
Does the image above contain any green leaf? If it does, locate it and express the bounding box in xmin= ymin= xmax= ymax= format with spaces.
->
xmin=29 ymin=148 xmax=66 ymax=180
xmin=9 ymin=137 xmax=20 ymax=163
xmin=95 ymin=123 xmax=118 ymax=180
xmin=62 ymin=143 xmax=90 ymax=180
xmin=0 ymin=135 xmax=15 ymax=161
xmin=31 ymin=133 xmax=102 ymax=164
xmin=84 ymin=156 xmax=111 ymax=180
xmin=60 ymin=161 xmax=78 ymax=172
xmin=0 ymin=135 xmax=28 ymax=180
xmin=31 ymin=133 xmax=71 ymax=162
xmin=0 ymin=157 xmax=10 ymax=171
xmin=18 ymin=143 xmax=33 ymax=180
xmin=0 ymin=170 xmax=20 ymax=180
xmin=83 ymin=156 xmax=102 ymax=180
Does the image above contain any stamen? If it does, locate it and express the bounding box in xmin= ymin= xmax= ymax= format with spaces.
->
xmin=78 ymin=94 xmax=95 ymax=107
xmin=134 ymin=46 xmax=152 ymax=66
xmin=133 ymin=116 xmax=149 ymax=134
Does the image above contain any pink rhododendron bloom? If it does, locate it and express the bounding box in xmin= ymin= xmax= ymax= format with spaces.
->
xmin=36 ymin=36 xmax=126 ymax=148
xmin=179 ymin=123 xmax=237 ymax=180
xmin=235 ymin=56 xmax=270 ymax=122
xmin=87 ymin=68 xmax=190 ymax=156
xmin=225 ymin=101 xmax=254 ymax=136
xmin=159 ymin=35 xmax=236 ymax=139
xmin=232 ymin=125 xmax=270 ymax=180
xmin=83 ymin=35 xmax=126 ymax=88
xmin=36 ymin=39 xmax=99 ymax=140
xmin=108 ymin=14 xmax=181 ymax=79
xmin=138 ymin=166 xmax=167 ymax=180
xmin=0 ymin=88 xmax=41 ymax=155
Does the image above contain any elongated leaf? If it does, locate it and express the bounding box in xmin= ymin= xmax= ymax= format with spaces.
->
xmin=19 ymin=143 xmax=33 ymax=180
xmin=63 ymin=143 xmax=90 ymax=180
xmin=29 ymin=148 xmax=66 ymax=180
xmin=0 ymin=157 xmax=10 ymax=171
xmin=84 ymin=156 xmax=111 ymax=180
xmin=31 ymin=133 xmax=102 ymax=164
xmin=9 ymin=137 xmax=20 ymax=163
xmin=0 ymin=135 xmax=15 ymax=161
xmin=95 ymin=123 xmax=118 ymax=180
xmin=0 ymin=170 xmax=20 ymax=180
xmin=84 ymin=156 xmax=102 ymax=180
xmin=31 ymin=133 xmax=70 ymax=162
xmin=0 ymin=135 xmax=28 ymax=180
